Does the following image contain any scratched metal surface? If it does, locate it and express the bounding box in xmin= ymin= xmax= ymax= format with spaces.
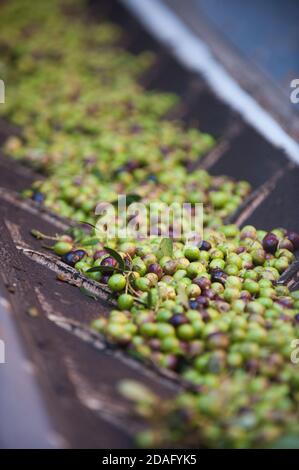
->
xmin=0 ymin=0 xmax=299 ymax=448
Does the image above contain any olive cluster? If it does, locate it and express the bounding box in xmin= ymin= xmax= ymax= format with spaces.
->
xmin=131 ymin=375 xmax=299 ymax=449
xmin=2 ymin=0 xmax=299 ymax=450
xmin=48 ymin=224 xmax=299 ymax=447
xmin=0 ymin=0 xmax=250 ymax=226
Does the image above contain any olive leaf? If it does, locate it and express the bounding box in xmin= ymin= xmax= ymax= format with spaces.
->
xmin=159 ymin=237 xmax=173 ymax=258
xmin=111 ymin=194 xmax=141 ymax=207
xmin=79 ymin=220 xmax=97 ymax=230
xmin=86 ymin=265 xmax=120 ymax=274
xmin=103 ymin=246 xmax=125 ymax=270
xmin=126 ymin=193 xmax=141 ymax=206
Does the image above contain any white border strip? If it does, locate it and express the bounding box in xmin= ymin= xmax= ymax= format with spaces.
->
xmin=122 ymin=0 xmax=299 ymax=163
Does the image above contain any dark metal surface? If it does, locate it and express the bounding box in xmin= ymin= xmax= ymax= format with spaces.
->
xmin=0 ymin=175 xmax=178 ymax=448
xmin=164 ymin=0 xmax=299 ymax=140
xmin=194 ymin=0 xmax=299 ymax=91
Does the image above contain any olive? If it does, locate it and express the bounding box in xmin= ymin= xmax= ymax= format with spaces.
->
xmin=62 ymin=249 xmax=86 ymax=266
xmin=262 ymin=233 xmax=279 ymax=254
xmin=108 ymin=274 xmax=126 ymax=292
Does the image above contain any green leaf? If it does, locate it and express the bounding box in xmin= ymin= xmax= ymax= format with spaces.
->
xmin=86 ymin=265 xmax=118 ymax=274
xmin=103 ymin=247 xmax=125 ymax=270
xmin=111 ymin=194 xmax=141 ymax=207
xmin=79 ymin=220 xmax=96 ymax=229
xmin=159 ymin=237 xmax=173 ymax=258
xmin=126 ymin=194 xmax=142 ymax=206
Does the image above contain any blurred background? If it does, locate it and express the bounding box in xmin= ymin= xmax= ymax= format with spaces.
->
xmin=193 ymin=0 xmax=299 ymax=93
xmin=165 ymin=0 xmax=299 ymax=137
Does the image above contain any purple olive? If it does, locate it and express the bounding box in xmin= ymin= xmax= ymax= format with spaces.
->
xmin=148 ymin=339 xmax=161 ymax=351
xmin=101 ymin=256 xmax=117 ymax=267
xmin=240 ymin=291 xmax=252 ymax=301
xmin=196 ymin=296 xmax=209 ymax=308
xmin=101 ymin=274 xmax=111 ymax=284
xmin=262 ymin=232 xmax=279 ymax=254
xmin=148 ymin=263 xmax=163 ymax=280
xmin=169 ymin=314 xmax=189 ymax=327
xmin=94 ymin=249 xmax=108 ymax=260
xmin=200 ymin=310 xmax=211 ymax=322
xmin=189 ymin=299 xmax=198 ymax=309
xmin=210 ymin=268 xmax=227 ymax=285
xmin=62 ymin=249 xmax=86 ymax=266
xmin=279 ymin=238 xmax=294 ymax=252
xmin=245 ymin=359 xmax=259 ymax=373
xmin=277 ymin=297 xmax=293 ymax=308
xmin=32 ymin=191 xmax=44 ymax=203
xmin=199 ymin=240 xmax=211 ymax=251
xmin=204 ymin=288 xmax=216 ymax=300
xmin=193 ymin=276 xmax=211 ymax=291
xmin=287 ymin=231 xmax=299 ymax=250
